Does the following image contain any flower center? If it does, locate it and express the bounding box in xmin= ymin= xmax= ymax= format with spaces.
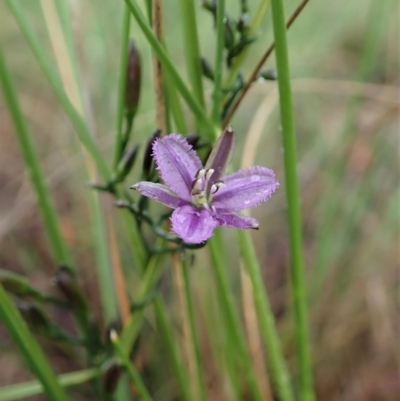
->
xmin=191 ymin=168 xmax=224 ymax=209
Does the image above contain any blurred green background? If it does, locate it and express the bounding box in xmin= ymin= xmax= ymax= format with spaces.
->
xmin=0 ymin=0 xmax=398 ymax=400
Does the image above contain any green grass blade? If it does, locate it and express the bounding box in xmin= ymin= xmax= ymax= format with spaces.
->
xmin=0 ymin=283 xmax=71 ymax=401
xmin=211 ymin=0 xmax=226 ymax=125
xmin=0 ymin=369 xmax=97 ymax=401
xmin=0 ymin=46 xmax=72 ymax=267
xmin=113 ymin=6 xmax=131 ymax=168
xmin=178 ymin=0 xmax=205 ymax=111
xmin=270 ymin=0 xmax=314 ymax=399
xmin=5 ymin=0 xmax=111 ymax=181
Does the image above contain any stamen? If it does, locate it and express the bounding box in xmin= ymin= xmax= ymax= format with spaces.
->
xmin=210 ymin=184 xmax=219 ymax=194
xmin=196 ymin=169 xmax=206 ymax=179
xmin=191 ymin=178 xmax=203 ymax=191
xmin=205 ymin=168 xmax=214 ymax=182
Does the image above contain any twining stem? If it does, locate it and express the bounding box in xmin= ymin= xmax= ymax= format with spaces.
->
xmin=211 ymin=0 xmax=226 ymax=125
xmin=110 ymin=331 xmax=154 ymax=401
xmin=208 ymin=232 xmax=263 ymax=401
xmin=0 ymin=47 xmax=72 ymax=267
xmin=223 ymin=0 xmax=271 ymax=89
xmin=0 ymin=283 xmax=71 ymax=401
xmin=270 ymin=0 xmax=314 ymax=399
xmin=153 ymin=298 xmax=193 ymax=401
xmin=123 ymin=0 xmax=217 ymax=140
xmin=223 ymin=0 xmax=310 ymax=128
xmin=238 ymin=231 xmax=293 ymax=401
xmin=181 ymin=256 xmax=207 ymax=401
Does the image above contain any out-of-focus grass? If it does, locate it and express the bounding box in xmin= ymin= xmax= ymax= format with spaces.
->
xmin=0 ymin=0 xmax=398 ymax=400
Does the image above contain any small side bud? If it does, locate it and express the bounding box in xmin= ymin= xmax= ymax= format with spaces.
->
xmin=16 ymin=301 xmax=50 ymax=335
xmin=237 ymin=14 xmax=250 ymax=34
xmin=224 ymin=17 xmax=236 ymax=49
xmin=102 ymin=362 xmax=123 ymax=395
xmin=125 ymin=40 xmax=142 ymax=117
xmin=186 ymin=133 xmax=201 ymax=149
xmin=54 ymin=265 xmax=88 ymax=314
xmin=201 ymin=57 xmax=214 ymax=81
xmin=142 ymin=129 xmax=161 ymax=178
xmin=258 ymin=68 xmax=278 ymax=81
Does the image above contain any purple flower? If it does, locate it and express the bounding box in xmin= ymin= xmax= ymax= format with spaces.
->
xmin=130 ymin=127 xmax=279 ymax=244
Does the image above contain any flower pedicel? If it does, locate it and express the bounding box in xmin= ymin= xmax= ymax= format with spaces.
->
xmin=131 ymin=127 xmax=279 ymax=244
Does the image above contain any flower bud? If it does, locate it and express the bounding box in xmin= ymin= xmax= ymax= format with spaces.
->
xmin=142 ymin=129 xmax=161 ymax=178
xmin=125 ymin=40 xmax=141 ymax=117
xmin=227 ymin=36 xmax=257 ymax=66
xmin=258 ymin=68 xmax=278 ymax=81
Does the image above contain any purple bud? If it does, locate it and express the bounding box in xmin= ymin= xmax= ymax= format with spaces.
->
xmin=142 ymin=129 xmax=161 ymax=177
xmin=125 ymin=40 xmax=141 ymax=116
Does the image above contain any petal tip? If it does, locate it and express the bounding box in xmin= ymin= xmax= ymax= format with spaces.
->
xmin=130 ymin=183 xmax=139 ymax=190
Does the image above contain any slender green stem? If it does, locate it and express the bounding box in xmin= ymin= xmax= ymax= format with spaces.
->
xmin=5 ymin=0 xmax=110 ymax=180
xmin=0 ymin=46 xmax=72 ymax=267
xmin=120 ymin=252 xmax=163 ymax=350
xmin=270 ymin=0 xmax=314 ymax=399
xmin=181 ymin=257 xmax=207 ymax=401
xmin=238 ymin=231 xmax=293 ymax=401
xmin=113 ymin=6 xmax=131 ymax=168
xmin=0 ymin=283 xmax=71 ymax=401
xmin=208 ymin=232 xmax=263 ymax=401
xmin=212 ymin=0 xmax=226 ymax=125
xmin=153 ymin=298 xmax=194 ymax=401
xmin=111 ymin=331 xmax=153 ymax=401
xmin=165 ymin=80 xmax=188 ymax=133
xmin=0 ymin=369 xmax=98 ymax=401
xmin=123 ymin=0 xmax=217 ymax=140
xmin=178 ymin=0 xmax=205 ymax=111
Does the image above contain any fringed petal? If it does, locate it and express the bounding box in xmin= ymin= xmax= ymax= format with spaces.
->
xmin=153 ymin=134 xmax=202 ymax=201
xmin=212 ymin=166 xmax=279 ymax=211
xmin=171 ymin=205 xmax=219 ymax=244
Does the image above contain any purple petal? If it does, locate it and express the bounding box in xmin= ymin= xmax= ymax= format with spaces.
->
xmin=215 ymin=209 xmax=259 ymax=229
xmin=131 ymin=182 xmax=183 ymax=208
xmin=153 ymin=134 xmax=202 ymax=201
xmin=204 ymin=126 xmax=235 ymax=182
xmin=171 ymin=205 xmax=219 ymax=243
xmin=212 ymin=166 xmax=279 ymax=211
